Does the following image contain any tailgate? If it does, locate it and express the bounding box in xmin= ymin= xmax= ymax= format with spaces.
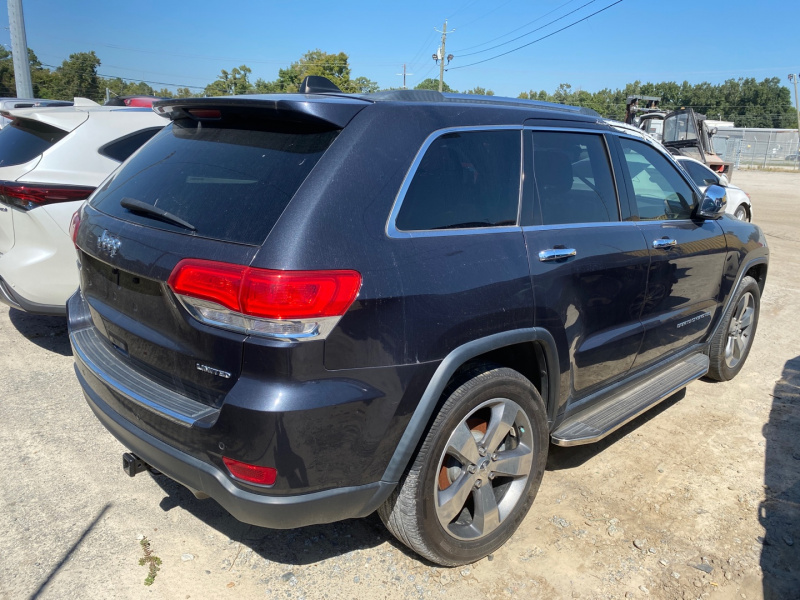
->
xmin=77 ymin=208 xmax=257 ymax=407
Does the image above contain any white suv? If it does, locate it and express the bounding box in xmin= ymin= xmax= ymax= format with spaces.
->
xmin=0 ymin=99 xmax=164 ymax=314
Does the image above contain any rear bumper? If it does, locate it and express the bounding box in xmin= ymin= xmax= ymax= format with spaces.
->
xmin=67 ymin=289 xmax=418 ymax=528
xmin=76 ymin=366 xmax=393 ymax=528
xmin=0 ymin=275 xmax=67 ymax=315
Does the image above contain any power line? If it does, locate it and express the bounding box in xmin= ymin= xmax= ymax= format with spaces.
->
xmin=452 ymin=0 xmax=582 ymax=53
xmin=39 ymin=62 xmax=206 ymax=89
xmin=456 ymin=0 xmax=599 ymax=58
xmin=448 ymin=0 xmax=624 ymax=71
xmin=455 ymin=0 xmax=519 ymax=31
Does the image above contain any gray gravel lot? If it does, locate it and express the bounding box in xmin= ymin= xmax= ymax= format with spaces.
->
xmin=0 ymin=169 xmax=798 ymax=600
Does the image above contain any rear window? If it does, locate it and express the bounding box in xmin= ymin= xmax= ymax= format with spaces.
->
xmin=90 ymin=118 xmax=339 ymax=246
xmin=0 ymin=118 xmax=68 ymax=167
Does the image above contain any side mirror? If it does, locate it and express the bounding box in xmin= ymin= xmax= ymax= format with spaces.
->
xmin=696 ymin=185 xmax=727 ymax=219
xmin=718 ymin=173 xmax=730 ymax=187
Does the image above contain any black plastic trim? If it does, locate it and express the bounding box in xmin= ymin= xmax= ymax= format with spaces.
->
xmin=380 ymin=327 xmax=559 ymax=483
xmin=0 ymin=276 xmax=68 ymax=316
xmin=77 ymin=367 xmax=395 ymax=529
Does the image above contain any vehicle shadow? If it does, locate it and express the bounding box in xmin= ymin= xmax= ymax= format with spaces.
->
xmin=7 ymin=308 xmax=71 ymax=356
xmin=760 ymin=356 xmax=800 ymax=599
xmin=148 ymin=474 xmax=415 ymax=567
xmin=546 ymin=388 xmax=686 ymax=471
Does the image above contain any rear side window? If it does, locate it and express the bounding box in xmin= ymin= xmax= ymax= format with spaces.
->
xmin=395 ymin=129 xmax=520 ymax=231
xmin=91 ymin=119 xmax=339 ymax=246
xmin=0 ymin=118 xmax=68 ymax=167
xmin=532 ymin=131 xmax=619 ymax=225
xmin=98 ymin=127 xmax=162 ymax=162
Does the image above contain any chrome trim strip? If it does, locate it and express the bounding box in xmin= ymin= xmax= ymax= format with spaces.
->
xmin=521 ymin=220 xmax=640 ymax=232
xmin=385 ymin=125 xmax=524 ymax=239
xmin=70 ymin=330 xmax=214 ymax=428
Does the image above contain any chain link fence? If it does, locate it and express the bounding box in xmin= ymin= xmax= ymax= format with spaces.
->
xmin=712 ymin=128 xmax=800 ymax=170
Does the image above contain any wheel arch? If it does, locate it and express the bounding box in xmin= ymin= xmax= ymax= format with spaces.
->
xmin=380 ymin=328 xmax=559 ymax=484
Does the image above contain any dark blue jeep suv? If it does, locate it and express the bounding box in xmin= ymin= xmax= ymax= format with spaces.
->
xmin=68 ymin=77 xmax=768 ymax=565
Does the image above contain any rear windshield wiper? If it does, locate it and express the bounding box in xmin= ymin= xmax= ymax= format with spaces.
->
xmin=120 ymin=197 xmax=196 ymax=232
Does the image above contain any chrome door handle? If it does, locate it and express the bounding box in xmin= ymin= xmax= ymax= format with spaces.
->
xmin=652 ymin=238 xmax=677 ymax=249
xmin=538 ymin=248 xmax=577 ymax=262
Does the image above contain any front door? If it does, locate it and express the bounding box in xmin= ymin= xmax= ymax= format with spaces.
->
xmin=614 ymin=135 xmax=727 ymax=369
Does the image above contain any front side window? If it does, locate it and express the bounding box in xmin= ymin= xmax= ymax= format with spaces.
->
xmin=532 ymin=131 xmax=619 ymax=225
xmin=395 ymin=129 xmax=520 ymax=231
xmin=619 ymin=138 xmax=696 ymax=220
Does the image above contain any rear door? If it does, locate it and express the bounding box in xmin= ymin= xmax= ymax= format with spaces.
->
xmin=523 ymin=129 xmax=650 ymax=409
xmin=614 ymin=135 xmax=727 ymax=369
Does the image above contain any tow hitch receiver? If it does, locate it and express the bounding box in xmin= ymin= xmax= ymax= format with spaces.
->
xmin=122 ymin=452 xmax=150 ymax=477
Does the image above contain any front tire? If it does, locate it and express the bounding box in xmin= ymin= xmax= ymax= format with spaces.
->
xmin=707 ymin=275 xmax=760 ymax=381
xmin=733 ymin=204 xmax=749 ymax=221
xmin=378 ymin=365 xmax=549 ymax=566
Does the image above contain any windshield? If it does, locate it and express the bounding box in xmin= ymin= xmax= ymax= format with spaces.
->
xmin=663 ymin=111 xmax=698 ymax=144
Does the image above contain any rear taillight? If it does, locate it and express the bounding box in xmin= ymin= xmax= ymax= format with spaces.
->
xmin=69 ymin=207 xmax=82 ymax=248
xmin=222 ymin=457 xmax=277 ymax=486
xmin=168 ymin=259 xmax=361 ymax=340
xmin=0 ymin=181 xmax=95 ymax=211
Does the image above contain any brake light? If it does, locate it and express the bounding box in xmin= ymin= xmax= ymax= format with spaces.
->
xmin=168 ymin=259 xmax=361 ymax=339
xmin=0 ymin=181 xmax=95 ymax=211
xmin=69 ymin=208 xmax=82 ymax=248
xmin=222 ymin=457 xmax=277 ymax=486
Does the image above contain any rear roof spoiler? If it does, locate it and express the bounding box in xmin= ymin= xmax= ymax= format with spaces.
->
xmin=152 ymin=95 xmax=368 ymax=129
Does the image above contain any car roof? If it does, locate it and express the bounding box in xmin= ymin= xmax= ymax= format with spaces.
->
xmin=1 ymin=103 xmax=159 ymax=133
xmin=154 ymin=91 xmax=604 ymax=131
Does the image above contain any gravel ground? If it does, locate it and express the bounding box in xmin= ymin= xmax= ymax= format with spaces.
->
xmin=0 ymin=169 xmax=798 ymax=600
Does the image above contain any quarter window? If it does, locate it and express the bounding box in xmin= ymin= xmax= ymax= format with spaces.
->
xmin=531 ymin=131 xmax=619 ymax=225
xmin=619 ymin=138 xmax=696 ymax=220
xmin=395 ymin=130 xmax=520 ymax=231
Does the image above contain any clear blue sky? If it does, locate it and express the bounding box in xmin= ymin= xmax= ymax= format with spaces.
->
xmin=2 ymin=0 xmax=799 ymax=98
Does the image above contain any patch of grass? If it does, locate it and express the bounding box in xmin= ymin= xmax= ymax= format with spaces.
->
xmin=138 ymin=537 xmax=162 ymax=586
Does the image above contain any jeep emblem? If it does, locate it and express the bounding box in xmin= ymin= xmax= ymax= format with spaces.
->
xmin=97 ymin=230 xmax=121 ymax=257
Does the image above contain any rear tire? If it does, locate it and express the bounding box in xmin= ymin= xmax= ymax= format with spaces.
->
xmin=378 ymin=365 xmax=548 ymax=566
xmin=707 ymin=275 xmax=760 ymax=381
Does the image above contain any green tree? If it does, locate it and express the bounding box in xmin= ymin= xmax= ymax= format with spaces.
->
xmin=53 ymin=51 xmax=102 ymax=100
xmin=351 ymin=76 xmax=379 ymax=94
xmin=271 ymin=50 xmax=354 ymax=93
xmin=415 ymin=78 xmax=456 ymax=93
xmin=0 ymin=47 xmax=16 ymax=96
xmin=464 ymin=86 xmax=494 ymax=96
xmin=205 ymin=65 xmax=253 ymax=96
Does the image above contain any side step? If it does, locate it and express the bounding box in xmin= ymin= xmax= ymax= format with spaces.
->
xmin=551 ymin=353 xmax=709 ymax=446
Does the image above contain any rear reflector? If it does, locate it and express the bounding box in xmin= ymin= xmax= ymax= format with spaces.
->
xmin=0 ymin=181 xmax=95 ymax=211
xmin=222 ymin=457 xmax=277 ymax=486
xmin=168 ymin=259 xmax=361 ymax=321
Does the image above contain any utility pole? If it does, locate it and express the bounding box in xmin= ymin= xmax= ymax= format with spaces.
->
xmin=396 ymin=64 xmax=413 ymax=90
xmin=789 ymin=74 xmax=800 ymax=170
xmin=7 ymin=0 xmax=33 ymax=98
xmin=432 ymin=21 xmax=454 ymax=93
